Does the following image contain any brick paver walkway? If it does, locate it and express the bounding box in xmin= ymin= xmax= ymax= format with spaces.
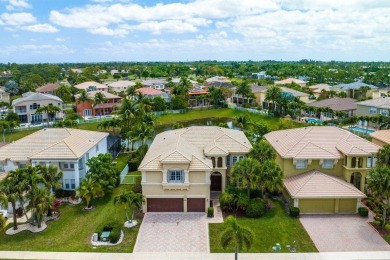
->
xmin=134 ymin=213 xmax=211 ymax=253
xmin=300 ymin=214 xmax=390 ymax=252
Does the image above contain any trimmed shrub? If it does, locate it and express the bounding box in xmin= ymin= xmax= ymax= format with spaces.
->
xmin=236 ymin=193 xmax=250 ymax=211
xmin=289 ymin=206 xmax=300 ymax=217
xmin=385 ymin=224 xmax=390 ymax=232
xmin=245 ymin=199 xmax=266 ymax=218
xmin=128 ymin=158 xmax=140 ymax=172
xmin=54 ymin=189 xmax=75 ymax=198
xmin=358 ymin=207 xmax=369 ymax=217
xmin=207 ymin=207 xmax=214 ymax=218
xmin=109 ymin=229 xmax=121 ymax=244
xmin=132 ymin=177 xmax=142 ymax=193
xmin=249 ymin=189 xmax=261 ymax=199
xmin=374 ymin=220 xmax=381 ymax=227
xmin=219 ymin=192 xmax=235 ymax=212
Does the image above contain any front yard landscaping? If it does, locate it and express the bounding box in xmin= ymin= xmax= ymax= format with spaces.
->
xmin=209 ymin=201 xmax=317 ymax=253
xmin=0 ymin=185 xmax=140 ymax=252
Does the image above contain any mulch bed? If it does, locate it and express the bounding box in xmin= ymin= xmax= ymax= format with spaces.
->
xmin=369 ymin=222 xmax=390 ymax=236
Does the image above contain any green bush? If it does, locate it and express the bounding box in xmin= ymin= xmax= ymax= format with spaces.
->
xmin=219 ymin=192 xmax=235 ymax=212
xmin=207 ymin=207 xmax=214 ymax=217
xmin=245 ymin=199 xmax=265 ymax=218
xmin=109 ymin=229 xmax=121 ymax=244
xmin=54 ymin=189 xmax=75 ymax=198
xmin=358 ymin=207 xmax=369 ymax=217
xmin=289 ymin=206 xmax=300 ymax=217
xmin=374 ymin=220 xmax=381 ymax=227
xmin=249 ymin=189 xmax=261 ymax=199
xmin=132 ymin=177 xmax=142 ymax=193
xmin=128 ymin=158 xmax=140 ymax=172
xmin=385 ymin=224 xmax=390 ymax=232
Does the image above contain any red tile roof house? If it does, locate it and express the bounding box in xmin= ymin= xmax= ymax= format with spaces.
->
xmin=75 ymin=91 xmax=122 ymax=117
xmin=36 ymin=83 xmax=59 ymax=95
xmin=136 ymin=87 xmax=171 ymax=102
xmin=189 ymin=87 xmax=210 ymax=107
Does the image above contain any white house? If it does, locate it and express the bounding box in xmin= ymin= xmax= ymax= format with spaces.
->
xmin=0 ymin=128 xmax=108 ymax=190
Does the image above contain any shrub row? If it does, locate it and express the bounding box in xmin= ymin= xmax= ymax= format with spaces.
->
xmin=54 ymin=189 xmax=75 ymax=198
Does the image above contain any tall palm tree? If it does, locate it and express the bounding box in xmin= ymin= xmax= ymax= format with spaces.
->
xmin=258 ymin=160 xmax=284 ymax=197
xmin=36 ymin=165 xmax=63 ymax=193
xmin=77 ymin=177 xmax=104 ymax=209
xmin=114 ymin=190 xmax=144 ymax=223
xmin=77 ymin=90 xmax=92 ymax=122
xmin=29 ymin=188 xmax=54 ymax=228
xmin=36 ymin=105 xmax=61 ymax=125
xmin=220 ymin=216 xmax=253 ymax=260
xmin=235 ymin=115 xmax=249 ymax=131
xmin=265 ymin=86 xmax=282 ymax=112
xmin=376 ymin=144 xmax=390 ymax=167
xmin=93 ymin=92 xmax=107 ymax=119
xmin=235 ymin=81 xmax=254 ymax=105
xmin=230 ymin=158 xmax=261 ymax=197
xmin=132 ymin=122 xmax=154 ymax=157
xmin=24 ymin=166 xmax=45 ymax=225
xmin=367 ymin=165 xmax=390 ymax=227
xmin=248 ymin=141 xmax=276 ymax=164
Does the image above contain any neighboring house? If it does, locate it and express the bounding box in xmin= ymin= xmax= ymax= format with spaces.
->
xmin=74 ymin=81 xmax=108 ymax=92
xmin=308 ymin=84 xmax=332 ymax=97
xmin=332 ymin=81 xmax=378 ymax=99
xmin=12 ymin=92 xmax=63 ymax=124
xmin=305 ymin=98 xmax=357 ymax=120
xmin=356 ymin=97 xmax=390 ymax=118
xmin=265 ymin=126 xmax=380 ymax=214
xmin=110 ymin=69 xmax=120 ymax=75
xmin=75 ymin=91 xmax=122 ymax=117
xmin=0 ymin=87 xmax=10 ymax=103
xmin=1 ymin=70 xmax=12 ymax=78
xmin=171 ymin=77 xmax=198 ymax=86
xmin=189 ymin=87 xmax=209 ymax=107
xmin=141 ymin=79 xmax=167 ymax=90
xmin=139 ymin=126 xmax=252 ymax=212
xmin=372 ymin=87 xmax=390 ymax=99
xmin=36 ymin=83 xmax=59 ymax=95
xmin=70 ymin=68 xmax=82 ymax=74
xmin=107 ymin=80 xmax=136 ymax=93
xmin=370 ymin=130 xmax=390 ymax=147
xmin=136 ymin=87 xmax=171 ymax=103
xmin=0 ymin=128 xmax=108 ymax=191
xmin=274 ymin=78 xmax=307 ymax=88
xmin=251 ymin=71 xmax=277 ymax=80
xmin=205 ymin=76 xmax=230 ymax=84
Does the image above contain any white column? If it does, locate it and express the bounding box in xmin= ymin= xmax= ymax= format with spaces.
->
xmin=74 ymin=162 xmax=80 ymax=189
xmin=184 ymin=170 xmax=189 ymax=184
xmin=294 ymin=199 xmax=299 ymax=208
xmin=141 ymin=172 xmax=146 ymax=183
xmin=162 ymin=170 xmax=168 ymax=184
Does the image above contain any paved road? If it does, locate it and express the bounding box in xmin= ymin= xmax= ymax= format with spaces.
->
xmin=300 ymin=214 xmax=390 ymax=252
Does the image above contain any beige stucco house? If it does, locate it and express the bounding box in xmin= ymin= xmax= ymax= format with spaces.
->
xmin=274 ymin=78 xmax=307 ymax=88
xmin=139 ymin=126 xmax=252 ymax=213
xmin=265 ymin=126 xmax=380 ymax=214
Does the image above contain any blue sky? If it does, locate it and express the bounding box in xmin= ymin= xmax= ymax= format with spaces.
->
xmin=0 ymin=0 xmax=389 ymax=63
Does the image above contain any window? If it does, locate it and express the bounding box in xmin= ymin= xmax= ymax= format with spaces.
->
xmin=167 ymin=170 xmax=184 ymax=183
xmin=29 ymin=103 xmax=40 ymax=110
xmin=296 ymin=160 xmax=308 ymax=169
xmin=63 ymin=163 xmax=75 ymax=170
xmin=369 ymin=107 xmax=377 ymax=114
xmin=322 ymin=159 xmax=334 ymax=169
xmin=226 ymin=156 xmax=230 ymax=167
xmin=367 ymin=157 xmax=373 ymax=168
xmin=86 ymin=153 xmax=90 ymax=161
xmin=373 ymin=157 xmax=377 ymax=167
xmin=71 ymin=179 xmax=76 ymax=189
xmin=239 ymin=156 xmax=244 ymax=160
xmin=18 ymin=163 xmax=26 ymax=169
xmin=84 ymin=109 xmax=92 ymax=116
xmin=96 ymin=144 xmax=99 ymax=152
xmin=380 ymin=109 xmax=389 ymax=116
xmin=0 ymin=163 xmax=4 ymax=171
xmin=217 ymin=157 xmax=223 ymax=168
xmin=64 ymin=179 xmax=70 ymax=190
xmin=78 ymin=158 xmax=83 ymax=170
xmin=232 ymin=156 xmax=238 ymax=165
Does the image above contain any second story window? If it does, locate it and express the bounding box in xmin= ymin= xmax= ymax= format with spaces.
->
xmin=296 ymin=160 xmax=308 ymax=169
xmin=30 ymin=103 xmax=40 ymax=110
xmin=367 ymin=157 xmax=377 ymax=168
xmin=322 ymin=159 xmax=334 ymax=169
xmin=369 ymin=107 xmax=377 ymax=114
xmin=380 ymin=109 xmax=389 ymax=116
xmin=167 ymin=170 xmax=184 ymax=183
xmin=63 ymin=163 xmax=75 ymax=170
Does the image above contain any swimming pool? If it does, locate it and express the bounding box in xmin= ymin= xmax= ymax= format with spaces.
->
xmin=348 ymin=126 xmax=375 ymax=134
xmin=306 ymin=118 xmax=323 ymax=124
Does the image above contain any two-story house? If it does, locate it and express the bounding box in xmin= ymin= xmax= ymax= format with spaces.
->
xmin=0 ymin=87 xmax=10 ymax=103
xmin=265 ymin=126 xmax=380 ymax=214
xmin=74 ymin=81 xmax=109 ymax=92
xmin=0 ymin=128 xmax=108 ymax=190
xmin=107 ymin=80 xmax=136 ymax=93
xmin=136 ymin=87 xmax=171 ymax=103
xmin=75 ymin=91 xmax=122 ymax=117
xmin=12 ymin=92 xmax=63 ymax=124
xmin=139 ymin=126 xmax=252 ymax=213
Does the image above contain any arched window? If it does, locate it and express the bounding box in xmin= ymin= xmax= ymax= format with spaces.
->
xmin=211 ymin=157 xmax=216 ymax=168
xmin=217 ymin=157 xmax=223 ymax=168
xmin=232 ymin=156 xmax=238 ymax=165
xmin=351 ymin=157 xmax=357 ymax=168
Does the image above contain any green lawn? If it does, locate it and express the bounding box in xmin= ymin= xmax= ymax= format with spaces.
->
xmin=384 ymin=235 xmax=390 ymax=244
xmin=122 ymin=171 xmax=141 ymax=185
xmin=209 ymin=201 xmax=317 ymax=253
xmin=114 ymin=153 xmax=133 ymax=171
xmin=0 ymin=185 xmax=140 ymax=252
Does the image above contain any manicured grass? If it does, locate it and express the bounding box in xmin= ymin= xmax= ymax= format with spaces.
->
xmin=122 ymin=171 xmax=141 ymax=185
xmin=209 ymin=201 xmax=317 ymax=253
xmin=0 ymin=185 xmax=141 ymax=252
xmin=114 ymin=153 xmax=133 ymax=171
xmin=384 ymin=235 xmax=390 ymax=244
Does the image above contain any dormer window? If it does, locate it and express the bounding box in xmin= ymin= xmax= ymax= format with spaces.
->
xmin=168 ymin=170 xmax=184 ymax=183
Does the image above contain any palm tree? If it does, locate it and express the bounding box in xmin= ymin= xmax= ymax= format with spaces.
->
xmin=36 ymin=105 xmax=61 ymax=125
xmin=359 ymin=86 xmax=370 ymax=99
xmin=114 ymin=190 xmax=144 ymax=223
xmin=220 ymin=216 xmax=253 ymax=260
xmin=258 ymin=160 xmax=284 ymax=197
xmin=0 ymin=192 xmax=7 ymax=232
xmin=235 ymin=81 xmax=254 ymax=105
xmin=367 ymin=165 xmax=390 ymax=227
xmin=0 ymin=214 xmax=5 ymax=233
xmin=376 ymin=144 xmax=390 ymax=167
xmin=93 ymin=92 xmax=107 ymax=120
xmin=36 ymin=165 xmax=63 ymax=193
xmin=24 ymin=166 xmax=45 ymax=225
xmin=54 ymin=85 xmax=72 ymax=102
xmin=126 ymin=86 xmax=137 ymax=98
xmin=265 ymin=86 xmax=282 ymax=112
xmin=336 ymin=91 xmax=348 ymax=98
xmin=230 ymin=158 xmax=261 ymax=197
xmin=248 ymin=141 xmax=276 ymax=164
xmin=132 ymin=122 xmax=154 ymax=157
xmin=77 ymin=90 xmax=92 ymax=122
xmin=235 ymin=115 xmax=249 ymax=131
xmin=29 ymin=188 xmax=54 ymax=228
xmin=77 ymin=177 xmax=104 ymax=209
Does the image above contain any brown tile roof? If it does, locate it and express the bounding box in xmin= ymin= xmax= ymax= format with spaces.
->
xmin=36 ymin=83 xmax=59 ymax=93
xmin=284 ymin=170 xmax=366 ymax=199
xmin=307 ymin=98 xmax=357 ymax=111
xmin=136 ymin=87 xmax=165 ymax=95
xmin=74 ymin=81 xmax=108 ymax=91
xmin=356 ymin=97 xmax=390 ymax=109
xmin=264 ymin=126 xmax=380 ymax=159
xmin=370 ymin=130 xmax=390 ymax=145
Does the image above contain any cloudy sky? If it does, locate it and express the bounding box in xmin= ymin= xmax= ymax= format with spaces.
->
xmin=0 ymin=0 xmax=389 ymax=63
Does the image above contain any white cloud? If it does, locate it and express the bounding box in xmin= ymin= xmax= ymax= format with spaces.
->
xmin=88 ymin=26 xmax=128 ymax=37
xmin=5 ymin=0 xmax=31 ymax=10
xmin=22 ymin=23 xmax=58 ymax=33
xmin=55 ymin=37 xmax=65 ymax=42
xmin=0 ymin=12 xmax=36 ymax=25
xmin=121 ymin=20 xmax=201 ymax=35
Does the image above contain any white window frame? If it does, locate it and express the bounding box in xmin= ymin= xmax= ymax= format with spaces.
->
xmin=296 ymin=160 xmax=308 ymax=169
xmin=64 ymin=179 xmax=71 ymax=190
xmin=63 ymin=162 xmax=75 ymax=170
xmin=322 ymin=159 xmax=334 ymax=169
xmin=367 ymin=157 xmax=372 ymax=168
xmin=380 ymin=109 xmax=389 ymax=116
xmin=369 ymin=107 xmax=377 ymax=114
xmin=96 ymin=144 xmax=99 ymax=152
xmin=71 ymin=179 xmax=76 ymax=189
xmin=167 ymin=170 xmax=184 ymax=183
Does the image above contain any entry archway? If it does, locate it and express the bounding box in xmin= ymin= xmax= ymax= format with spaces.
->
xmin=210 ymin=172 xmax=222 ymax=191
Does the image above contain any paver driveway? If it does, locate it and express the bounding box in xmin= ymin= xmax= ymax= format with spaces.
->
xmin=134 ymin=213 xmax=209 ymax=253
xmin=300 ymin=214 xmax=390 ymax=252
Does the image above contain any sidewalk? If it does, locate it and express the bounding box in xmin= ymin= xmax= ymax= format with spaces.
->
xmin=0 ymin=251 xmax=389 ymax=260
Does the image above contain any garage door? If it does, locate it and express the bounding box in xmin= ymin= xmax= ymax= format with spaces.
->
xmin=339 ymin=199 xmax=357 ymax=213
xmin=147 ymin=198 xmax=183 ymax=212
xmin=299 ymin=199 xmax=335 ymax=214
xmin=187 ymin=198 xmax=205 ymax=212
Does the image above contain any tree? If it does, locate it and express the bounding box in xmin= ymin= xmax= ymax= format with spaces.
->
xmin=5 ymin=111 xmax=20 ymax=125
xmin=208 ymin=86 xmax=226 ymax=107
xmin=131 ymin=122 xmax=154 ymax=157
xmin=336 ymin=91 xmax=348 ymax=98
xmin=0 ymin=192 xmax=7 ymax=232
xmin=29 ymin=188 xmax=54 ymax=228
xmin=367 ymin=165 xmax=390 ymax=227
xmin=277 ymin=118 xmax=295 ymax=130
xmin=0 ymin=215 xmax=5 ymax=233
xmin=359 ymin=86 xmax=370 ymax=99
xmin=220 ymin=216 xmax=253 ymax=260
xmin=77 ymin=177 xmax=104 ymax=209
xmin=235 ymin=81 xmax=255 ymax=105
xmin=36 ymin=165 xmax=63 ymax=193
xmin=86 ymin=153 xmax=119 ymax=192
xmin=376 ymin=144 xmax=390 ymax=167
xmin=235 ymin=115 xmax=250 ymax=131
xmin=258 ymin=160 xmax=284 ymax=197
xmin=152 ymin=96 xmax=167 ymax=112
xmin=93 ymin=92 xmax=107 ymax=119
xmin=249 ymin=140 xmax=276 ymax=163
xmin=171 ymin=95 xmax=188 ymax=110
xmin=76 ymin=90 xmax=92 ymax=121
xmin=4 ymin=80 xmax=19 ymax=95
xmin=54 ymin=85 xmax=72 ymax=103
xmin=265 ymin=86 xmax=282 ymax=112
xmin=114 ymin=190 xmax=144 ymax=223
xmin=230 ymin=158 xmax=261 ymax=197
xmin=36 ymin=105 xmax=61 ymax=124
